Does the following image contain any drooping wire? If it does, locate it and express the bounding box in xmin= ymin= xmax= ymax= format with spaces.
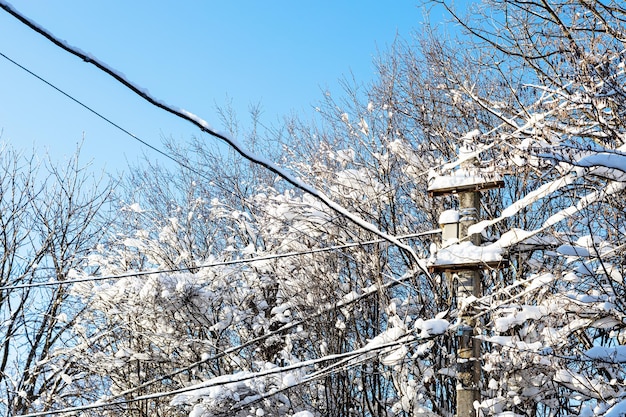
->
xmin=0 ymin=1 xmax=429 ymax=274
xmin=0 ymin=48 xmax=420 ymax=294
xmin=0 ymin=229 xmax=440 ymax=291
xmin=0 ymin=42 xmax=442 ymax=414
xmin=16 ymin=329 xmax=434 ymax=417
xmin=0 ymin=50 xmax=185 ymax=169
xmin=17 ymin=310 xmax=617 ymax=417
xmin=14 ymin=267 xmax=431 ymax=417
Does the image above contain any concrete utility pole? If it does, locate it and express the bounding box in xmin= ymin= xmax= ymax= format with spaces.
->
xmin=455 ymin=190 xmax=482 ymax=417
xmin=428 ymin=149 xmax=505 ymax=417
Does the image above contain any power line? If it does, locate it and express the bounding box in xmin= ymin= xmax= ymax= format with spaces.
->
xmin=0 ymin=43 xmax=440 ymax=407
xmin=17 ymin=330 xmax=431 ymax=417
xmin=0 ymin=48 xmax=412 ymax=289
xmin=8 ymin=263 xmax=415 ymax=416
xmin=0 ymin=49 xmax=242 ymax=196
xmin=17 ymin=308 xmax=613 ymax=417
xmin=27 ymin=265 xmax=424 ymax=413
xmin=2 ymin=0 xmax=586 ymax=299
xmin=6 ymin=5 xmax=618 ymax=416
xmin=0 ymin=50 xmax=183 ymax=169
xmin=220 ymin=335 xmax=424 ymax=416
xmin=0 ymin=230 xmax=440 ymax=291
xmin=0 ymin=1 xmax=429 ymax=275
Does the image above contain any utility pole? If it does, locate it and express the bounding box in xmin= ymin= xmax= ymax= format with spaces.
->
xmin=455 ymin=190 xmax=482 ymax=417
xmin=428 ymin=145 xmax=505 ymax=417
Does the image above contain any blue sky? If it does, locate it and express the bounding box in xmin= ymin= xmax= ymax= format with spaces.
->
xmin=0 ymin=2 xmax=443 ymax=174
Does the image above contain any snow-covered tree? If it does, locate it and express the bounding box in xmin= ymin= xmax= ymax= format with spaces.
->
xmin=42 ymin=1 xmax=626 ymax=416
xmin=430 ymin=0 xmax=626 ymax=414
xmin=0 ymin=145 xmax=114 ymax=415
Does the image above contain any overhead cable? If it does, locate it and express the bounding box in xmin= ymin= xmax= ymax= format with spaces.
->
xmin=0 ymin=1 xmax=429 ymax=276
xmin=0 ymin=229 xmax=440 ymax=291
xmin=16 ymin=330 xmax=430 ymax=417
xmin=27 ymin=266 xmax=423 ymax=412
xmin=0 ymin=49 xmax=405 ymax=286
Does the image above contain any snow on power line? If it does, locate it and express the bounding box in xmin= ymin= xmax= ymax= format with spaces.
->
xmin=0 ymin=1 xmax=429 ymax=277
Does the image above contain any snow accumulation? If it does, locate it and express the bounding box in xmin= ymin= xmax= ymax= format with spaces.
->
xmin=413 ymin=318 xmax=450 ymax=338
xmin=435 ymin=227 xmax=557 ymax=267
xmin=557 ymin=235 xmax=615 ymax=258
xmin=542 ymin=181 xmax=626 ymax=229
xmin=291 ymin=412 xmax=314 ymax=417
xmin=603 ymin=399 xmax=626 ymax=417
xmin=433 ymin=241 xmax=504 ymax=266
xmin=493 ymin=305 xmax=546 ymax=333
xmin=122 ymin=202 xmax=144 ymax=213
xmin=468 ymin=177 xmax=626 ymax=244
xmin=476 ymin=397 xmax=510 ymax=416
xmin=584 ymin=346 xmax=626 ymax=363
xmin=428 ymin=168 xmax=502 ymax=193
xmin=169 ymin=372 xmax=258 ymax=406
xmin=571 ymin=151 xmax=626 ymax=181
xmin=364 ymin=316 xmax=406 ymax=348
xmin=438 ymin=209 xmax=459 ymax=225
xmin=579 ymin=152 xmax=626 ymax=170
xmin=493 ymin=411 xmax=525 ymax=417
xmin=478 ymin=335 xmax=544 ymax=352
xmin=170 ymin=363 xmax=304 ymax=410
xmin=468 ymin=175 xmax=575 ymax=235
xmin=554 ymin=369 xmax=619 ymax=400
xmin=380 ymin=344 xmax=408 ymax=366
xmin=439 ymin=133 xmax=494 ymax=173
xmin=2 ymin=0 xmax=425 ymax=274
xmin=179 ymin=109 xmax=214 ymax=131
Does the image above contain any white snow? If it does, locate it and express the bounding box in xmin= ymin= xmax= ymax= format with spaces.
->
xmin=492 ymin=228 xmax=534 ymax=248
xmin=123 ymin=203 xmax=144 ymax=213
xmin=365 ymin=323 xmax=405 ymax=347
xmin=179 ymin=108 xmax=214 ymax=131
xmin=556 ymin=235 xmax=616 ymax=258
xmin=469 ymin=175 xmax=575 ymax=235
xmin=2 ymin=0 xmax=427 ymax=279
xmin=291 ymin=412 xmax=314 ymax=417
xmin=542 ymin=181 xmax=626 ymax=228
xmin=428 ymin=168 xmax=501 ymax=192
xmin=433 ymin=241 xmax=504 ymax=265
xmin=170 ymin=364 xmax=304 ymax=411
xmin=493 ymin=305 xmax=546 ymax=333
xmin=380 ymin=345 xmax=408 ymax=366
xmin=584 ymin=346 xmax=626 ymax=363
xmin=576 ymin=152 xmax=626 ymax=173
xmin=413 ymin=318 xmax=450 ymax=338
xmin=603 ymin=399 xmax=626 ymax=417
xmin=438 ymin=209 xmax=459 ymax=225
xmin=437 ymin=136 xmax=494 ymax=173
xmin=553 ymin=369 xmax=618 ymax=400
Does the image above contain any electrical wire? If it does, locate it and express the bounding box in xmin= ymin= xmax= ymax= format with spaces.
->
xmin=3 ymin=4 xmax=622 ymax=416
xmin=0 ymin=47 xmax=278 ymax=220
xmin=4 ymin=0 xmax=609 ymax=303
xmin=0 ymin=1 xmax=430 ymax=277
xmin=16 ymin=263 xmax=423 ymax=415
xmin=0 ymin=49 xmax=430 ymax=298
xmin=0 ymin=47 xmax=313 ymax=253
xmin=0 ymin=42 xmax=444 ymax=412
xmin=18 ymin=315 xmax=619 ymax=417
xmin=0 ymin=229 xmax=439 ymax=292
xmin=222 ymin=335 xmax=426 ymax=416
xmin=0 ymin=50 xmax=190 ymax=173
xmin=1 ymin=242 xmax=433 ymax=413
xmin=16 ymin=330 xmax=431 ymax=417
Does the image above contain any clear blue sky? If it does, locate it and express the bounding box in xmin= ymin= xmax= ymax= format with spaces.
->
xmin=0 ymin=2 xmax=444 ymax=174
